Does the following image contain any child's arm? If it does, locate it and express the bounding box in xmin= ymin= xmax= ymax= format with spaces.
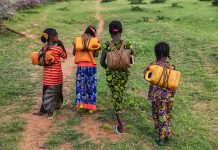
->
xmin=72 ymin=42 xmax=76 ymax=56
xmin=100 ymin=42 xmax=108 ymax=69
xmin=56 ymin=40 xmax=67 ymax=59
xmin=100 ymin=53 xmax=107 ymax=69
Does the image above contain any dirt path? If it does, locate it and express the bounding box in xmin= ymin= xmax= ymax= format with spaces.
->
xmin=19 ymin=0 xmax=108 ymax=149
xmin=71 ymin=0 xmax=119 ymax=145
xmin=96 ymin=0 xmax=104 ymax=37
xmin=19 ymin=48 xmax=74 ymax=150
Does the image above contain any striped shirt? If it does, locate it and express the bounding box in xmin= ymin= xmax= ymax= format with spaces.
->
xmin=43 ymin=45 xmax=67 ymax=85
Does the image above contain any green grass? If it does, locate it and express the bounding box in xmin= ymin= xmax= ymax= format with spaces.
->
xmin=0 ymin=0 xmax=218 ymax=149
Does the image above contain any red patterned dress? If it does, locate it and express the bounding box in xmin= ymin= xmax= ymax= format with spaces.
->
xmin=40 ymin=45 xmax=67 ymax=114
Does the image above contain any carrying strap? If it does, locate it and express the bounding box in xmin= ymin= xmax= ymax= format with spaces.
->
xmin=108 ymin=41 xmax=126 ymax=68
xmin=156 ymin=64 xmax=172 ymax=89
xmin=82 ymin=35 xmax=91 ymax=51
xmin=81 ymin=35 xmax=96 ymax=64
xmin=108 ymin=40 xmax=126 ymax=51
xmin=38 ymin=45 xmax=51 ymax=66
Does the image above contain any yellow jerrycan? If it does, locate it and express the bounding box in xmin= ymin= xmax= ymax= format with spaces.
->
xmin=31 ymin=51 xmax=54 ymax=65
xmin=75 ymin=37 xmax=100 ymax=51
xmin=144 ymin=65 xmax=181 ymax=90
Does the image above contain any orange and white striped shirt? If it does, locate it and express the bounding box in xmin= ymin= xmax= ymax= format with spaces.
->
xmin=42 ymin=45 xmax=67 ymax=86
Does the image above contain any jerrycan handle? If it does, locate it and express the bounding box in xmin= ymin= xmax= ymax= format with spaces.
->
xmin=145 ymin=70 xmax=152 ymax=82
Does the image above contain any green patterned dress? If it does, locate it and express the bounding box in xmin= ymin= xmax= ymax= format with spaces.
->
xmin=102 ymin=40 xmax=131 ymax=112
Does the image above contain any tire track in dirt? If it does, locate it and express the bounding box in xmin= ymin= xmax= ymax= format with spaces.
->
xmin=19 ymin=48 xmax=75 ymax=150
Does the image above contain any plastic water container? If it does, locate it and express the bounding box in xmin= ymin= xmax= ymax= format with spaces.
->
xmin=144 ymin=65 xmax=181 ymax=90
xmin=75 ymin=37 xmax=100 ymax=51
xmin=31 ymin=51 xmax=54 ymax=65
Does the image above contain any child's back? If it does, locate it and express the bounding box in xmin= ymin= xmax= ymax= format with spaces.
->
xmin=145 ymin=42 xmax=176 ymax=146
xmin=43 ymin=45 xmax=67 ymax=86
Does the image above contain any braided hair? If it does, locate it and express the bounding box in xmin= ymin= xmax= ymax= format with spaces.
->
xmin=154 ymin=42 xmax=171 ymax=61
xmin=41 ymin=28 xmax=58 ymax=43
xmin=109 ymin=20 xmax=122 ymax=36
xmin=85 ymin=26 xmax=97 ymax=37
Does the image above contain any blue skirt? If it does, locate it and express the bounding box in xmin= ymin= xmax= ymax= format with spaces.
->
xmin=75 ymin=66 xmax=97 ymax=110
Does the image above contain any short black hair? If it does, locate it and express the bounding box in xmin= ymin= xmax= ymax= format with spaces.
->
xmin=154 ymin=42 xmax=171 ymax=61
xmin=41 ymin=28 xmax=58 ymax=43
xmin=85 ymin=26 xmax=97 ymax=37
xmin=109 ymin=20 xmax=122 ymax=35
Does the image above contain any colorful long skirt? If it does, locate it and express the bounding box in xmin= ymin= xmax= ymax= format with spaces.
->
xmin=106 ymin=68 xmax=130 ymax=112
xmin=152 ymin=97 xmax=174 ymax=141
xmin=40 ymin=84 xmax=63 ymax=114
xmin=75 ymin=66 xmax=97 ymax=111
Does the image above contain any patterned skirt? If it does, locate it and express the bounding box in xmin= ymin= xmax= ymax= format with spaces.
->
xmin=40 ymin=84 xmax=63 ymax=113
xmin=75 ymin=66 xmax=97 ymax=111
xmin=106 ymin=68 xmax=130 ymax=112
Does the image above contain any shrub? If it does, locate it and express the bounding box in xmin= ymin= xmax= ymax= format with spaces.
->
xmin=212 ymin=0 xmax=218 ymax=6
xmin=171 ymin=2 xmax=183 ymax=8
xmin=150 ymin=0 xmax=166 ymax=3
xmin=129 ymin=0 xmax=144 ymax=4
xmin=0 ymin=0 xmax=14 ymax=22
xmin=131 ymin=6 xmax=143 ymax=11
xmin=101 ymin=0 xmax=116 ymax=3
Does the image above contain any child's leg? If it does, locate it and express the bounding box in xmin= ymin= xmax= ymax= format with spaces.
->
xmin=86 ymin=67 xmax=97 ymax=112
xmin=33 ymin=85 xmax=47 ymax=115
xmin=115 ymin=111 xmax=123 ymax=133
xmin=166 ymin=99 xmax=174 ymax=138
xmin=113 ymin=85 xmax=126 ymax=133
xmin=151 ymin=101 xmax=159 ymax=135
xmin=157 ymin=101 xmax=167 ymax=141
xmin=75 ymin=66 xmax=86 ymax=110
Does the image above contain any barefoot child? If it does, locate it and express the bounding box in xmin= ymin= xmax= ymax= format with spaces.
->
xmin=144 ymin=42 xmax=176 ymax=145
xmin=73 ymin=26 xmax=100 ymax=113
xmin=34 ymin=28 xmax=67 ymax=119
xmin=100 ymin=20 xmax=134 ymax=134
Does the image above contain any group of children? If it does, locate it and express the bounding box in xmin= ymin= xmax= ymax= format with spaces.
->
xmin=33 ymin=20 xmax=176 ymax=146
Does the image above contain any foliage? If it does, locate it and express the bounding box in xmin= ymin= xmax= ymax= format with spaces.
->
xmin=212 ymin=0 xmax=218 ymax=6
xmin=101 ymin=0 xmax=116 ymax=3
xmin=150 ymin=0 xmax=166 ymax=3
xmin=131 ymin=6 xmax=143 ymax=11
xmin=0 ymin=1 xmax=14 ymax=22
xmin=129 ymin=0 xmax=144 ymax=4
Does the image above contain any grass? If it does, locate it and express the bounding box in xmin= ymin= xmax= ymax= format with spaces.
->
xmin=0 ymin=0 xmax=217 ymax=149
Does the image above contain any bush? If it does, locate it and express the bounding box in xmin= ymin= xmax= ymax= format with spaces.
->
xmin=212 ymin=0 xmax=218 ymax=6
xmin=0 ymin=0 xmax=14 ymax=22
xmin=14 ymin=0 xmax=47 ymax=10
xmin=129 ymin=0 xmax=144 ymax=4
xmin=131 ymin=6 xmax=143 ymax=11
xmin=150 ymin=0 xmax=166 ymax=3
xmin=101 ymin=0 xmax=116 ymax=2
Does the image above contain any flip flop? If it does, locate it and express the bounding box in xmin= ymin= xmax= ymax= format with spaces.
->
xmin=77 ymin=104 xmax=84 ymax=112
xmin=113 ymin=125 xmax=121 ymax=135
xmin=48 ymin=111 xmax=58 ymax=120
xmin=60 ymin=100 xmax=68 ymax=109
xmin=88 ymin=109 xmax=94 ymax=114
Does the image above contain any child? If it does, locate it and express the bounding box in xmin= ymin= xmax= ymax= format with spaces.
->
xmin=73 ymin=26 xmax=99 ymax=113
xmin=100 ymin=20 xmax=134 ymax=134
xmin=34 ymin=28 xmax=67 ymax=119
xmin=145 ymin=42 xmax=176 ymax=146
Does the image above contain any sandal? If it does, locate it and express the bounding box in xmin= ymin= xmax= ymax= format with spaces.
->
xmin=48 ymin=111 xmax=57 ymax=120
xmin=88 ymin=109 xmax=94 ymax=114
xmin=113 ymin=125 xmax=121 ymax=135
xmin=60 ymin=100 xmax=68 ymax=109
xmin=77 ymin=104 xmax=84 ymax=112
xmin=156 ymin=139 xmax=164 ymax=146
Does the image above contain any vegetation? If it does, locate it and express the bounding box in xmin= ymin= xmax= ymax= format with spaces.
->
xmin=150 ymin=0 xmax=166 ymax=3
xmin=0 ymin=0 xmax=218 ymax=149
